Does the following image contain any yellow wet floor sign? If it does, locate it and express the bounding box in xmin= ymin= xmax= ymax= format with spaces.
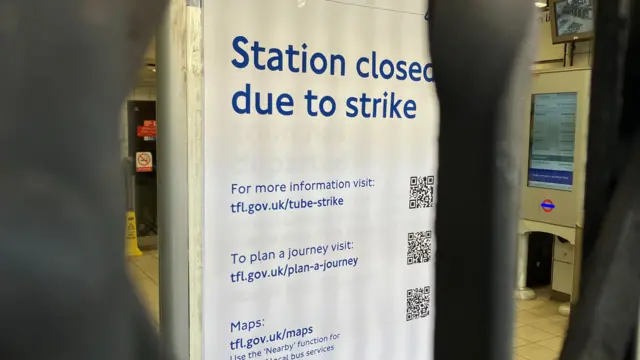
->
xmin=126 ymin=211 xmax=143 ymax=257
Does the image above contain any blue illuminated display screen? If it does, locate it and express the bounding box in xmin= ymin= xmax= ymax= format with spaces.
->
xmin=527 ymin=92 xmax=577 ymax=191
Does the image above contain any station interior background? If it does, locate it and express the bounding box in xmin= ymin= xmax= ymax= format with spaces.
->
xmin=125 ymin=39 xmax=159 ymax=327
xmin=123 ymin=2 xmax=594 ymax=358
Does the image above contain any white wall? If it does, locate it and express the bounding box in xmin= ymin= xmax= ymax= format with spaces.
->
xmin=120 ymin=86 xmax=157 ymax=158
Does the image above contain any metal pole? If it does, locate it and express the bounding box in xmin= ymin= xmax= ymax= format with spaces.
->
xmin=559 ymin=0 xmax=640 ymax=358
xmin=515 ymin=233 xmax=536 ymax=300
xmin=637 ymin=302 xmax=640 ymax=360
xmin=156 ymin=0 xmax=191 ymax=358
xmin=428 ymin=1 xmax=536 ymax=359
xmin=124 ymin=156 xmax=137 ymax=213
xmin=0 ymin=0 xmax=168 ymax=359
xmin=183 ymin=2 xmax=205 ymax=358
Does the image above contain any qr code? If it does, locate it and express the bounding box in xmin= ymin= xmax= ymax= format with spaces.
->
xmin=406 ymin=286 xmax=431 ymax=321
xmin=409 ymin=176 xmax=435 ymax=209
xmin=407 ymin=231 xmax=432 ymax=265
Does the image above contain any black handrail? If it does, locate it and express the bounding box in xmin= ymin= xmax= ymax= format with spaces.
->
xmin=0 ymin=1 xmax=169 ymax=359
xmin=429 ymin=1 xmax=535 ymax=359
xmin=561 ymin=0 xmax=640 ymax=358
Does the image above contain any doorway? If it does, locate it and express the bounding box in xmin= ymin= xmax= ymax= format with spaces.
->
xmin=125 ymin=44 xmax=160 ymax=328
xmin=526 ymin=231 xmax=554 ymax=288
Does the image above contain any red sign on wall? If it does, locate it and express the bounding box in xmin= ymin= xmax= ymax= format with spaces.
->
xmin=137 ymin=120 xmax=157 ymax=137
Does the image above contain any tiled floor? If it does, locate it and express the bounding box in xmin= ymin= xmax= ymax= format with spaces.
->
xmin=128 ymin=251 xmax=566 ymax=359
xmin=128 ymin=249 xmax=159 ymax=327
xmin=513 ymin=288 xmax=567 ymax=360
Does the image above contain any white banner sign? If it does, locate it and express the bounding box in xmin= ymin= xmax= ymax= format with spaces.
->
xmin=203 ymin=1 xmax=438 ymax=359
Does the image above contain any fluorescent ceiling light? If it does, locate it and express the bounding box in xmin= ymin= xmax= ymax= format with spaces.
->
xmin=535 ymin=1 xmax=547 ymax=7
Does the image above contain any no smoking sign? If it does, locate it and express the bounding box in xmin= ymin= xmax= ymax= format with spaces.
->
xmin=136 ymin=151 xmax=153 ymax=173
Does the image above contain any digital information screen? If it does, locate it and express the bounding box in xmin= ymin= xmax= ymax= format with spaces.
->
xmin=554 ymin=0 xmax=594 ymax=37
xmin=528 ymin=92 xmax=577 ymax=191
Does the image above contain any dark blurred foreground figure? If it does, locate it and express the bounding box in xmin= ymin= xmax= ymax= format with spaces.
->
xmin=430 ymin=0 xmax=640 ymax=359
xmin=0 ymin=0 xmax=168 ymax=359
xmin=2 ymin=0 xmax=640 ymax=359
